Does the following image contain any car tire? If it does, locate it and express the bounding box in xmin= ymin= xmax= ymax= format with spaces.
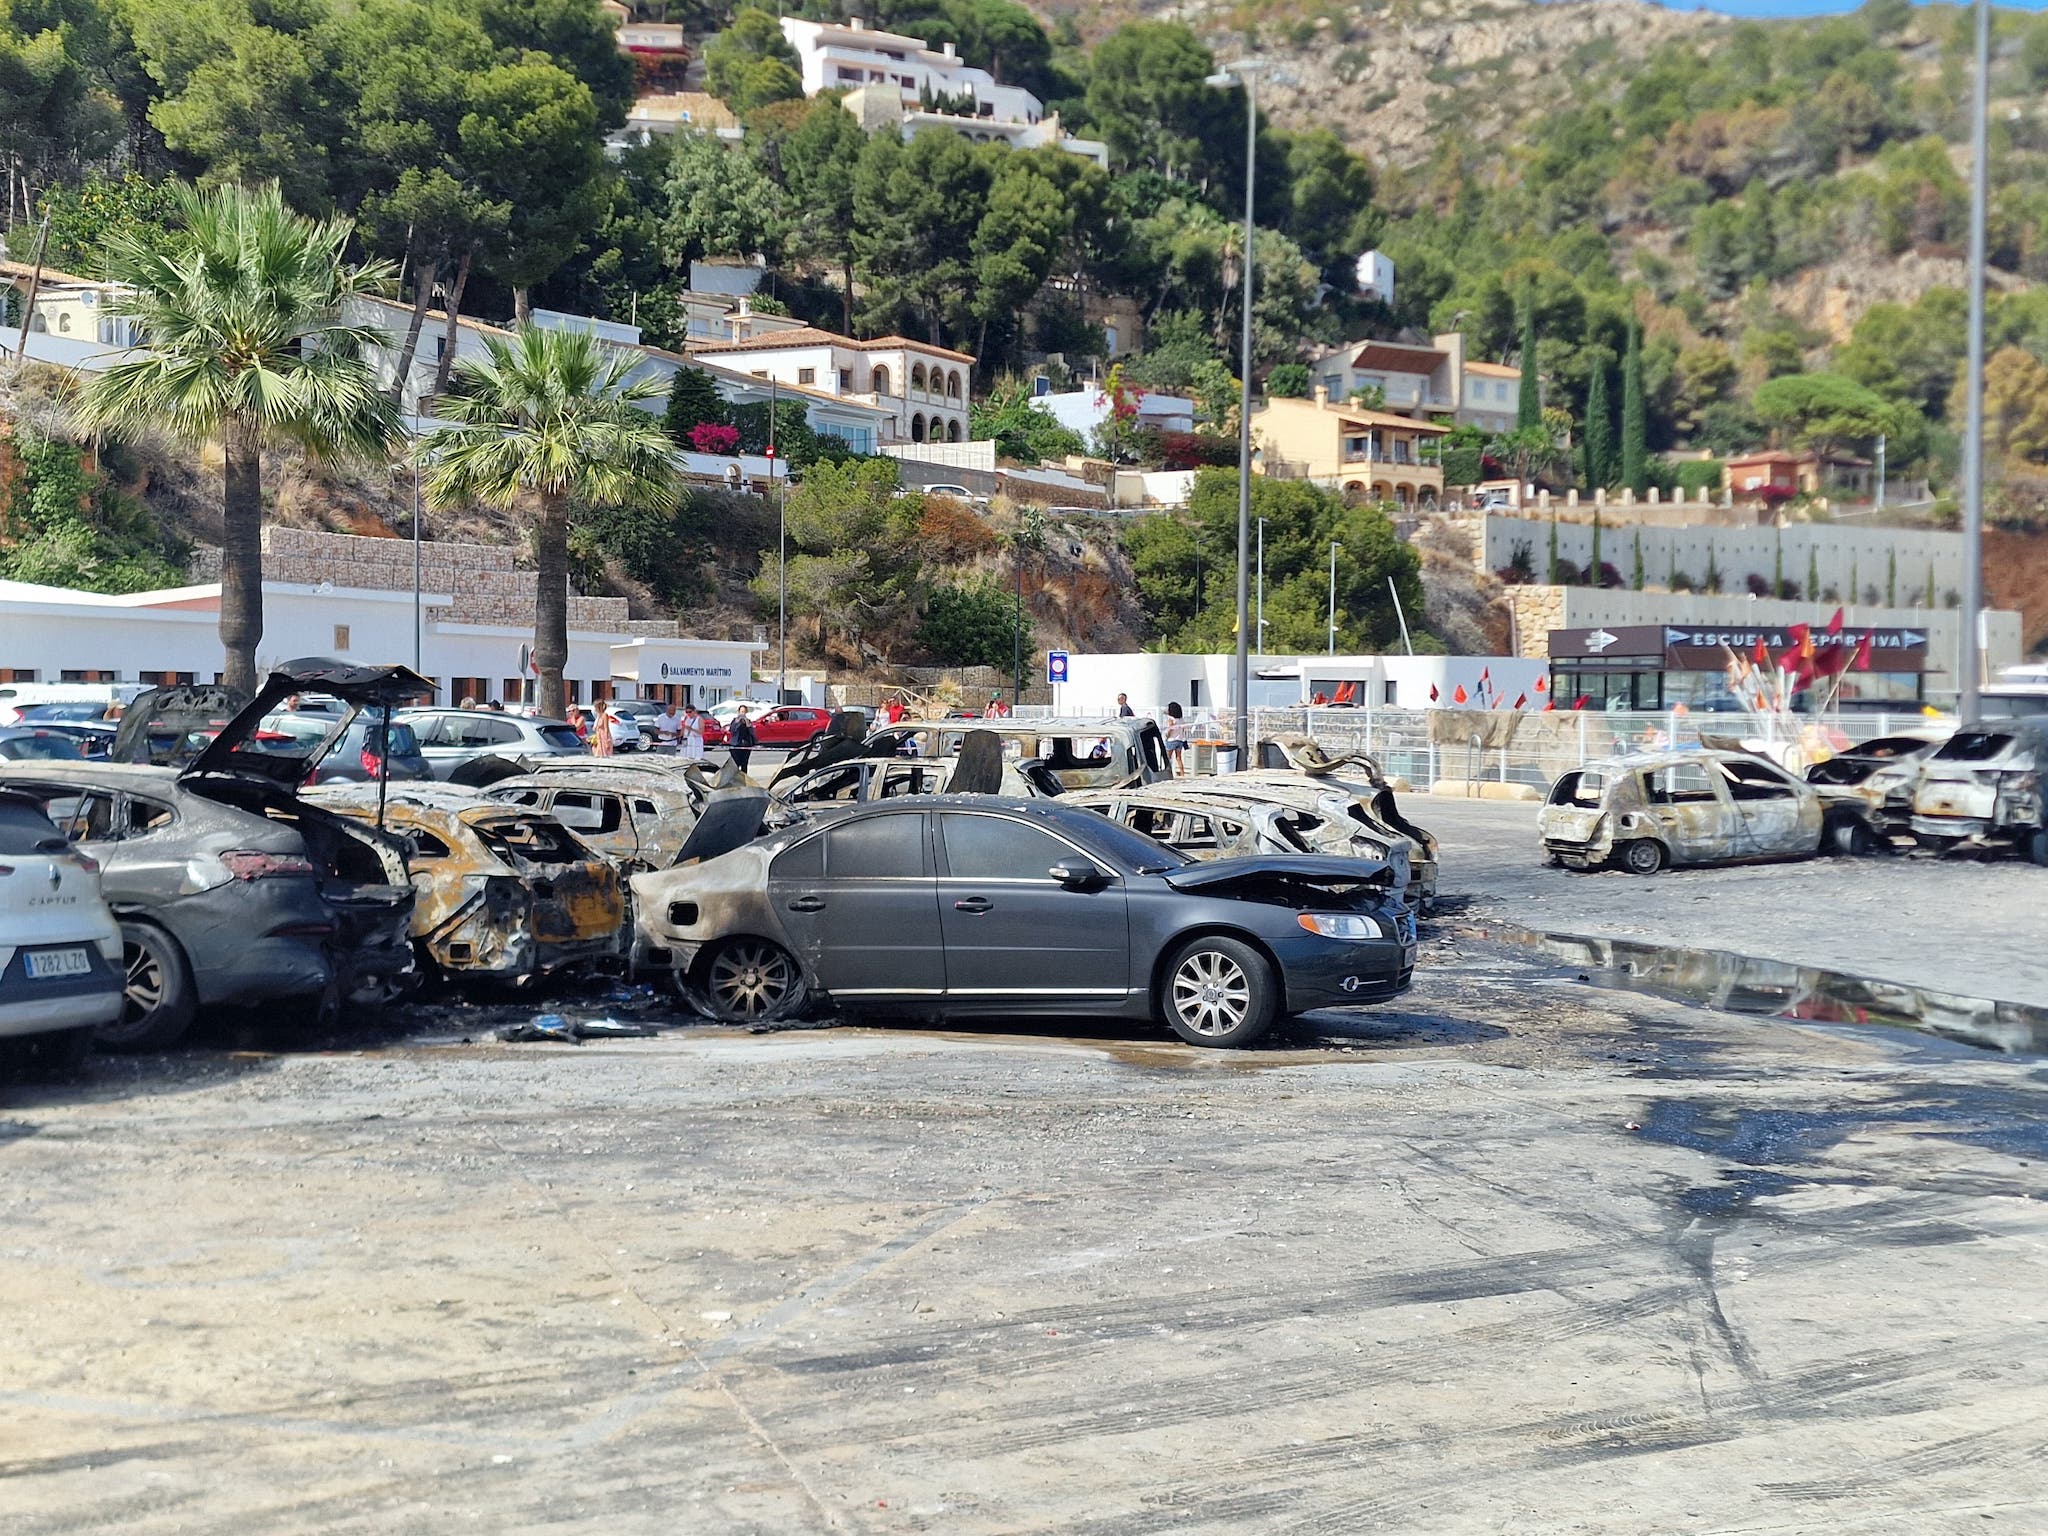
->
xmin=101 ymin=922 xmax=197 ymax=1051
xmin=1619 ymin=839 xmax=1666 ymax=876
xmin=1159 ymin=935 xmax=1277 ymax=1048
xmin=1828 ymin=817 xmax=1878 ymax=857
xmin=697 ymin=938 xmax=809 ymax=1024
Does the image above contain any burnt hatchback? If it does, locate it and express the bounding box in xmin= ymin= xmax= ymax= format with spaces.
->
xmin=632 ymin=796 xmax=1413 ymax=1048
xmin=1910 ymin=722 xmax=2048 ymax=863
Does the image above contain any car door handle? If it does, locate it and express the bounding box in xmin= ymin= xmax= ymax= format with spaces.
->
xmin=953 ymin=896 xmax=991 ymax=913
xmin=787 ymin=895 xmax=826 ymax=913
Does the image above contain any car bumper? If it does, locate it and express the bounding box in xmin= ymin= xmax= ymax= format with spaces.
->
xmin=0 ymin=943 xmax=123 ymax=1038
xmin=1271 ymin=930 xmax=1416 ymax=1013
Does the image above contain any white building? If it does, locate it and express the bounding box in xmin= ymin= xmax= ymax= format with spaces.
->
xmin=1305 ymin=331 xmax=1522 ymax=436
xmin=0 ymin=577 xmax=764 ymax=711
xmin=1355 ymin=251 xmax=1395 ymax=307
xmin=782 ymin=15 xmax=1107 ymax=165
xmin=1036 ymin=387 xmax=1195 ymax=441
xmin=1052 ymin=652 xmax=1550 ymax=716
xmin=685 ymin=326 xmax=975 ymax=445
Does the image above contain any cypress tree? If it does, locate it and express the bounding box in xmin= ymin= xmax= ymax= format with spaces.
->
xmin=1887 ymin=549 xmax=1897 ymax=606
xmin=1924 ymin=561 xmax=1936 ymax=607
xmin=1807 ymin=546 xmax=1820 ymax=603
xmin=1547 ymin=511 xmax=1560 ymax=584
xmin=1590 ymin=511 xmax=1604 ymax=585
xmin=1620 ymin=321 xmax=1648 ymax=495
xmin=1706 ymin=547 xmax=1722 ymax=593
xmin=1584 ymin=358 xmax=1617 ymax=489
xmin=1851 ymin=556 xmax=1860 ymax=604
xmin=1632 ymin=528 xmax=1645 ymax=590
xmin=1517 ymin=305 xmax=1542 ymax=431
xmin=1773 ymin=529 xmax=1785 ymax=598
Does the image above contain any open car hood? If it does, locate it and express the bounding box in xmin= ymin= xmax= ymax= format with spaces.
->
xmin=1161 ymin=852 xmax=1394 ymax=893
xmin=671 ymin=786 xmax=770 ymax=865
xmin=111 ymin=683 xmax=250 ymax=767
xmin=181 ymin=660 xmax=435 ymax=786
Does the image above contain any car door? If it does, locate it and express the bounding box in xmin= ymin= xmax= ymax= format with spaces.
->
xmin=1717 ymin=757 xmax=1822 ymax=856
xmin=933 ymin=809 xmax=1130 ymax=1000
xmin=1639 ymin=761 xmax=1737 ymax=865
xmin=766 ymin=810 xmax=945 ymax=999
xmin=544 ymin=790 xmax=636 ymax=864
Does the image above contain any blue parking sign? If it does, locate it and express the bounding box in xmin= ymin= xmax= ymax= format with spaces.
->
xmin=1046 ymin=650 xmax=1069 ymax=684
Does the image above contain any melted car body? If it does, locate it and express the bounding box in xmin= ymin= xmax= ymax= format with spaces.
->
xmin=312 ymin=784 xmax=625 ymax=980
xmin=1909 ymin=723 xmax=2048 ymax=862
xmin=860 ymin=717 xmax=1172 ymax=791
xmin=483 ymin=758 xmax=718 ymax=871
xmin=1804 ymin=730 xmax=1948 ymax=846
xmin=1541 ymin=749 xmax=1848 ymax=873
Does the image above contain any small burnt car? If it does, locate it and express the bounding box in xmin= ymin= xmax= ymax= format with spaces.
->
xmin=859 ymin=717 xmax=1172 ymax=792
xmin=1804 ymin=729 xmax=1949 ymax=851
xmin=1909 ymin=722 xmax=2048 ymax=863
xmin=483 ymin=758 xmax=718 ymax=871
xmin=631 ymin=795 xmax=1414 ymax=1048
xmin=312 ymin=784 xmax=626 ymax=982
xmin=1541 ymin=748 xmax=1863 ymax=874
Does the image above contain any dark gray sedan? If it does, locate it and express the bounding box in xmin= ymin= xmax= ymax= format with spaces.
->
xmin=632 ymin=796 xmax=1415 ymax=1048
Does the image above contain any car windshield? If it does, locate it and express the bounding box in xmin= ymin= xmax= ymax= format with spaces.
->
xmin=1851 ymin=736 xmax=1936 ymax=760
xmin=1066 ymin=812 xmax=1195 ymax=873
xmin=1937 ymin=731 xmax=2017 ymax=762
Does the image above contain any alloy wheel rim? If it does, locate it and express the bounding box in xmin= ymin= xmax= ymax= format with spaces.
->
xmin=123 ymin=942 xmax=163 ymax=1023
xmin=710 ymin=943 xmax=792 ymax=1018
xmin=1172 ymin=950 xmax=1250 ymax=1036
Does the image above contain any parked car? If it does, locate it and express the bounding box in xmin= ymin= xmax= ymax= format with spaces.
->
xmin=742 ymin=704 xmax=837 ymax=748
xmin=1540 ymin=749 xmax=1864 ymax=873
xmin=399 ymin=708 xmax=587 ymax=779
xmin=0 ymin=685 xmax=144 ymax=725
xmin=632 ymin=796 xmax=1415 ymax=1047
xmin=256 ymin=710 xmax=432 ymax=784
xmin=30 ymin=722 xmax=117 ymax=758
xmin=0 ymin=728 xmax=86 ymax=762
xmin=5 ymin=700 xmax=123 ymax=726
xmin=1909 ymin=722 xmax=2048 ymax=863
xmin=1804 ymin=730 xmax=1949 ymax=851
xmin=0 ymin=790 xmax=123 ymax=1069
xmin=311 ymin=784 xmax=626 ymax=982
xmin=608 ymin=699 xmax=667 ymax=749
xmin=0 ymin=664 xmax=427 ymax=1047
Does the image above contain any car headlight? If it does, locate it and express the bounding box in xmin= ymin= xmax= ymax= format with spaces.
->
xmin=1297 ymin=912 xmax=1383 ymax=940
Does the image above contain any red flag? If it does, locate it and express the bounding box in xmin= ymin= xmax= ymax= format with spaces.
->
xmin=1570 ymin=694 xmax=1591 ymax=711
xmin=1333 ymin=680 xmax=1356 ymax=704
xmin=1512 ymin=693 xmax=1528 ymax=709
xmin=1480 ymin=666 xmax=1491 ymax=683
xmin=1429 ymin=682 xmax=1440 ymax=701
xmin=1452 ymin=684 xmax=1468 ymax=704
xmin=1752 ymin=637 xmax=1770 ymax=668
xmin=1533 ymin=674 xmax=1548 ymax=692
xmin=1825 ymin=606 xmax=1845 ymax=636
xmin=1789 ymin=621 xmax=1814 ymax=662
xmin=1542 ymin=699 xmax=1557 ymax=713
xmin=1851 ymin=631 xmax=1874 ymax=671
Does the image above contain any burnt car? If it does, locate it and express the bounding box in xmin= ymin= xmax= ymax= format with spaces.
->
xmin=1909 ymin=722 xmax=2048 ymax=863
xmin=766 ymin=752 xmax=1050 ymax=827
xmin=257 ymin=710 xmax=433 ymax=784
xmin=310 ymin=784 xmax=626 ymax=981
xmin=1540 ymin=748 xmax=1863 ymax=874
xmin=1064 ymin=784 xmax=1413 ymax=903
xmin=0 ymin=666 xmax=425 ymax=1048
xmin=1228 ymin=737 xmax=1440 ymax=907
xmin=631 ymin=796 xmax=1414 ymax=1048
xmin=858 ymin=717 xmax=1172 ymax=792
xmin=1804 ymin=730 xmax=1949 ymax=852
xmin=483 ymin=758 xmax=718 ymax=871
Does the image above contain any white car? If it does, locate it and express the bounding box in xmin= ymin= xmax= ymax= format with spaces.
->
xmin=0 ymin=789 xmax=122 ymax=1068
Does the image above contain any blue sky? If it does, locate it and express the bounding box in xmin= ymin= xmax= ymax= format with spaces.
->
xmin=1648 ymin=0 xmax=2048 ymax=14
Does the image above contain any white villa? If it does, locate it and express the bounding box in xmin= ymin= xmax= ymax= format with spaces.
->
xmin=685 ymin=327 xmax=976 ymax=445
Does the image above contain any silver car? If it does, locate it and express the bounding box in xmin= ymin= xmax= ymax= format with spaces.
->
xmin=400 ymin=708 xmax=588 ymax=779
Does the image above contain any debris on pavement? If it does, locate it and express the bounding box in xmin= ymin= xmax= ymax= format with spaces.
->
xmin=494 ymin=1014 xmax=659 ymax=1044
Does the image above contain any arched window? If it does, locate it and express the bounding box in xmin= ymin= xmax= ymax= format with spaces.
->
xmin=911 ymin=363 xmax=927 ymax=393
xmin=911 ymin=413 xmax=926 ymax=442
xmin=947 ymin=418 xmax=962 ymax=442
xmin=946 ymin=372 xmax=962 ymax=400
xmin=871 ymin=365 xmax=890 ymax=396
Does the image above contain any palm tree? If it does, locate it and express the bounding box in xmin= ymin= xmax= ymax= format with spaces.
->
xmin=419 ymin=326 xmax=678 ymax=717
xmin=78 ymin=183 xmax=401 ymax=695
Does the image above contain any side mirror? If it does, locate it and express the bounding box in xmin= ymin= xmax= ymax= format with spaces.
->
xmin=1048 ymin=859 xmax=1106 ymax=890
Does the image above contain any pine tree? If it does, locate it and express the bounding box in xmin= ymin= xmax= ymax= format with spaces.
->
xmin=1632 ymin=528 xmax=1645 ymax=590
xmin=1516 ymin=305 xmax=1542 ymax=431
xmin=1584 ymin=358 xmax=1617 ymax=489
xmin=1620 ymin=321 xmax=1648 ymax=495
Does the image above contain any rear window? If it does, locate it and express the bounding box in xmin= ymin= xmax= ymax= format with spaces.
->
xmin=369 ymin=720 xmax=421 ymax=756
xmin=0 ymin=733 xmax=84 ymax=761
xmin=0 ymin=797 xmax=67 ymax=855
xmin=539 ymin=725 xmax=585 ymax=750
xmin=1937 ymin=732 xmax=2016 ymax=762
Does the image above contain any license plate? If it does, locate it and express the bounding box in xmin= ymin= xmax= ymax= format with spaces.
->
xmin=1403 ymin=942 xmax=1419 ymax=968
xmin=25 ymin=946 xmax=92 ymax=979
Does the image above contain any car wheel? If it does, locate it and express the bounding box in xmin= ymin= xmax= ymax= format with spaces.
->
xmin=100 ymin=922 xmax=197 ymax=1051
xmin=1619 ymin=839 xmax=1665 ymax=876
xmin=1159 ymin=935 xmax=1276 ymax=1048
xmin=699 ymin=938 xmax=809 ymax=1024
xmin=1828 ymin=817 xmax=1878 ymax=857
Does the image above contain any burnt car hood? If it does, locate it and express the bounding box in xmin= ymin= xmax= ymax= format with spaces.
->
xmin=111 ymin=684 xmax=248 ymax=768
xmin=672 ymin=786 xmax=770 ymax=865
xmin=1161 ymin=852 xmax=1394 ymax=894
xmin=181 ymin=661 xmax=435 ymax=787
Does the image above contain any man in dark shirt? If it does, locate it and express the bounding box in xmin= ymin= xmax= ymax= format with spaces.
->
xmin=728 ymin=707 xmax=758 ymax=774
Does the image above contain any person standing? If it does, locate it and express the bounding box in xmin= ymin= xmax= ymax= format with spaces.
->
xmin=883 ymin=695 xmax=907 ymax=725
xmin=682 ymin=705 xmax=707 ymax=761
xmin=1165 ymin=701 xmax=1188 ymax=777
xmin=567 ymin=705 xmax=589 ymax=742
xmin=1116 ymin=692 xmax=1135 ymax=717
xmin=728 ymin=706 xmax=757 ymax=775
xmin=591 ymin=701 xmax=616 ymax=758
xmin=653 ymin=699 xmax=681 ymax=751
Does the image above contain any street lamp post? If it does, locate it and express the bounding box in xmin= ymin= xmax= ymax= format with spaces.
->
xmin=1959 ymin=0 xmax=1990 ymax=719
xmin=410 ymin=403 xmax=422 ymax=673
xmin=770 ymin=376 xmax=786 ymax=704
xmin=1255 ymin=516 xmax=1265 ymax=656
xmin=1327 ymin=541 xmax=1338 ymax=656
xmin=1209 ymin=59 xmax=1265 ymax=767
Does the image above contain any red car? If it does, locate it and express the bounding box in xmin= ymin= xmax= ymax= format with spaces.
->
xmin=744 ymin=705 xmax=834 ymax=747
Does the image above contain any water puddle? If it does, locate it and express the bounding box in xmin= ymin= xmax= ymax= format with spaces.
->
xmin=1485 ymin=925 xmax=2048 ymax=1059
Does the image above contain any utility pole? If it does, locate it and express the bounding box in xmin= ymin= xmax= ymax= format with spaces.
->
xmin=1327 ymin=541 xmax=1338 ymax=656
xmin=1875 ymin=433 xmax=1886 ymax=515
xmin=1959 ymin=0 xmax=1990 ymax=720
xmin=1013 ymin=530 xmax=1024 ymax=709
xmin=771 ymin=376 xmax=786 ymax=703
xmin=411 ymin=404 xmax=422 ymax=673
xmin=1256 ymin=516 xmax=1265 ymax=656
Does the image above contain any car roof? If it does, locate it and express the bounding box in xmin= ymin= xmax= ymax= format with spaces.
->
xmin=1578 ymin=749 xmax=1778 ymax=773
xmin=0 ymin=760 xmax=184 ymax=789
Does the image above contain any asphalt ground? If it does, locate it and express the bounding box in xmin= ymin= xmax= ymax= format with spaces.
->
xmin=3 ymin=789 xmax=2045 ymax=1534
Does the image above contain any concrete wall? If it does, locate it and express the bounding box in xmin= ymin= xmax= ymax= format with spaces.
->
xmin=1478 ymin=513 xmax=1965 ymax=602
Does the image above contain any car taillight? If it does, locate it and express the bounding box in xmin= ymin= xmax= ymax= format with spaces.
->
xmin=219 ymin=850 xmax=318 ymax=880
xmin=361 ymin=747 xmax=385 ymax=776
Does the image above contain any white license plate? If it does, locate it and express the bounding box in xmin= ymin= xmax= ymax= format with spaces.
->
xmin=1403 ymin=943 xmax=1419 ymax=969
xmin=25 ymin=946 xmax=92 ymax=979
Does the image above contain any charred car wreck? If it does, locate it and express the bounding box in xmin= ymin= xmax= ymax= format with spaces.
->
xmin=1910 ymin=722 xmax=2048 ymax=863
xmin=632 ymin=795 xmax=1414 ymax=1048
xmin=312 ymin=784 xmax=626 ymax=982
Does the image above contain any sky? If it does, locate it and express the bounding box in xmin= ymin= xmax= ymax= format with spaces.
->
xmin=1645 ymin=0 xmax=2048 ymax=14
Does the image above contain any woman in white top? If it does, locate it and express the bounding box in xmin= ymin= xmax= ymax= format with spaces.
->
xmin=1165 ymin=701 xmax=1189 ymax=777
xmin=682 ymin=706 xmax=707 ymax=760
